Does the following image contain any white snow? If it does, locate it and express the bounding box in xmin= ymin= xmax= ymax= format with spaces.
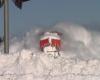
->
xmin=0 ymin=22 xmax=100 ymax=80
xmin=0 ymin=50 xmax=100 ymax=80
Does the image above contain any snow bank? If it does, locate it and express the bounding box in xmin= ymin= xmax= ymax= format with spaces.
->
xmin=0 ymin=50 xmax=100 ymax=80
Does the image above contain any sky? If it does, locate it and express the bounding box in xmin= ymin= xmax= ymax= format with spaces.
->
xmin=0 ymin=0 xmax=100 ymax=37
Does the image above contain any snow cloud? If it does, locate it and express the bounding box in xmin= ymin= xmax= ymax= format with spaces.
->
xmin=0 ymin=22 xmax=100 ymax=80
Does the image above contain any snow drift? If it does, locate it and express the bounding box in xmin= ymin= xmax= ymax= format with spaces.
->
xmin=0 ymin=22 xmax=100 ymax=80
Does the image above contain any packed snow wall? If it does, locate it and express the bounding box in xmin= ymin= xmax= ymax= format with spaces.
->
xmin=0 ymin=22 xmax=100 ymax=80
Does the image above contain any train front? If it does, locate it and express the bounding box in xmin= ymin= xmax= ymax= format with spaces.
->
xmin=40 ymin=32 xmax=61 ymax=57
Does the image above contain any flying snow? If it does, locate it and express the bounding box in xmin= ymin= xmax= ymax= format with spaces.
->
xmin=0 ymin=22 xmax=100 ymax=80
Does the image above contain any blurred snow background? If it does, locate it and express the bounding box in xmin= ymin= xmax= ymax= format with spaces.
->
xmin=0 ymin=22 xmax=100 ymax=80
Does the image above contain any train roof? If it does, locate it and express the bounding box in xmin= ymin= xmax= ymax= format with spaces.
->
xmin=40 ymin=32 xmax=61 ymax=40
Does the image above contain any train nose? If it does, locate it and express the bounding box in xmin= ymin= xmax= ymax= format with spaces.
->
xmin=39 ymin=31 xmax=62 ymax=58
xmin=43 ymin=45 xmax=60 ymax=58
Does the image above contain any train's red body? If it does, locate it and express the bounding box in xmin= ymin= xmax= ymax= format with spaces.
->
xmin=39 ymin=32 xmax=61 ymax=57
